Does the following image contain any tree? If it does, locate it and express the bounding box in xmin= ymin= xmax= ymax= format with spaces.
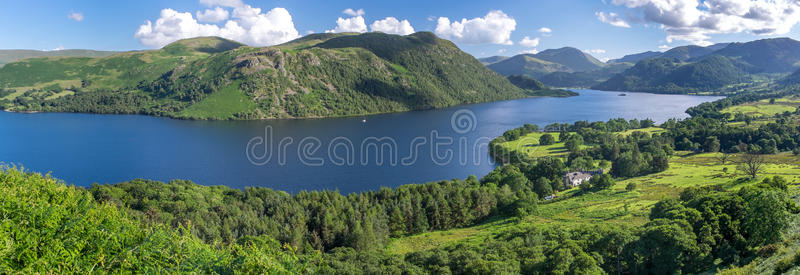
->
xmin=737 ymin=150 xmax=765 ymax=179
xmin=703 ymin=136 xmax=720 ymax=153
xmin=534 ymin=177 xmax=553 ymax=198
xmin=559 ymin=131 xmax=572 ymax=142
xmin=612 ymin=152 xmax=638 ymax=178
xmin=539 ymin=134 xmax=555 ymax=146
xmin=741 ymin=189 xmax=790 ymax=247
xmin=569 ymin=156 xmax=595 ymax=171
xmin=626 ymin=182 xmax=637 ymax=192
xmin=589 ymin=174 xmax=614 ymax=190
xmin=717 ymin=150 xmax=732 ymax=165
xmin=564 ymin=135 xmax=584 ymax=153
xmin=632 ymin=219 xmax=700 ymax=274
xmin=762 ymin=176 xmax=788 ymax=191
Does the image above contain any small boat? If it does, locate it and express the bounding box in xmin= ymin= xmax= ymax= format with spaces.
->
xmin=361 ymin=119 xmax=367 ymax=123
xmin=618 ymin=93 xmax=627 ymax=96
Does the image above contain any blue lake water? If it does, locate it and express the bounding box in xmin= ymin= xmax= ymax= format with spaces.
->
xmin=0 ymin=89 xmax=722 ymax=193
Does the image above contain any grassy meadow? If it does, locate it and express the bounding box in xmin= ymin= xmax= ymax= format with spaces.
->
xmin=387 ymin=151 xmax=800 ymax=257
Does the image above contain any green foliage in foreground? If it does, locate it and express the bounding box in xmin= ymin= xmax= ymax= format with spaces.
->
xmin=0 ymin=167 xmax=314 ymax=273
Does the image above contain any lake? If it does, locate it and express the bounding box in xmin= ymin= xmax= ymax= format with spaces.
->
xmin=0 ymin=89 xmax=722 ymax=193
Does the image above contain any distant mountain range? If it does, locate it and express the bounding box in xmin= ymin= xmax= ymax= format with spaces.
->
xmin=485 ymin=47 xmax=627 ymax=88
xmin=0 ymin=49 xmax=118 ymax=67
xmin=608 ymin=51 xmax=661 ymax=64
xmin=593 ymin=38 xmax=800 ymax=93
xmin=487 ymin=47 xmax=605 ymax=77
xmin=0 ymin=33 xmax=528 ymax=119
xmin=481 ymin=37 xmax=800 ymax=94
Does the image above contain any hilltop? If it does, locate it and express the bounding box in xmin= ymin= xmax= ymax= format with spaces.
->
xmin=478 ymin=55 xmax=508 ymax=65
xmin=0 ymin=32 xmax=528 ymax=119
xmin=0 ymin=49 xmax=118 ymax=67
xmin=487 ymin=47 xmax=604 ymax=78
xmin=485 ymin=47 xmax=629 ymax=88
xmin=608 ymin=51 xmax=660 ymax=64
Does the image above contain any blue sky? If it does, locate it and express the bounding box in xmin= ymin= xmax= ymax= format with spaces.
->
xmin=1 ymin=0 xmax=799 ymax=60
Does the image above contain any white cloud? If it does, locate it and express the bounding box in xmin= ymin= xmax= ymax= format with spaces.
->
xmin=519 ymin=36 xmax=540 ymax=47
xmin=584 ymin=49 xmax=606 ymax=54
xmin=370 ymin=17 xmax=415 ymax=35
xmin=434 ymin=10 xmax=516 ymax=45
xmin=596 ymin=11 xmax=631 ymax=28
xmin=342 ymin=8 xmax=365 ymax=17
xmin=659 ymin=44 xmax=670 ymax=50
xmin=68 ymin=11 xmax=84 ymax=22
xmin=50 ymin=45 xmax=65 ymax=51
xmin=135 ymin=4 xmax=300 ymax=48
xmin=605 ymin=0 xmax=800 ymax=45
xmin=538 ymin=27 xmax=552 ymax=34
xmin=196 ymin=7 xmax=229 ymax=22
xmin=326 ymin=16 xmax=368 ymax=33
xmin=520 ymin=49 xmax=539 ymax=54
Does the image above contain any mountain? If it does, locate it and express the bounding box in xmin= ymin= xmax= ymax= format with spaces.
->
xmin=506 ymin=74 xmax=579 ymax=97
xmin=608 ymin=51 xmax=661 ymax=64
xmin=538 ymin=62 xmax=633 ymax=88
xmin=592 ymin=55 xmax=750 ymax=93
xmin=160 ymin=36 xmax=244 ymax=54
xmin=658 ymin=45 xmax=716 ymax=61
xmin=487 ymin=47 xmax=604 ymax=78
xmin=0 ymin=33 xmax=528 ymax=119
xmin=593 ymin=38 xmax=800 ymax=93
xmin=0 ymin=49 xmax=118 ymax=67
xmin=506 ymin=74 xmax=547 ymax=90
xmin=533 ymin=47 xmax=605 ymax=72
xmin=781 ymin=69 xmax=800 ymax=86
xmin=704 ymin=38 xmax=800 ymax=73
xmin=486 ymin=54 xmax=570 ymax=77
xmin=478 ymin=55 xmax=508 ymax=65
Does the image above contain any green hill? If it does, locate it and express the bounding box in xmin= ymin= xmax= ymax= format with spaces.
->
xmin=592 ymin=38 xmax=800 ymax=94
xmin=0 ymin=32 xmax=528 ymax=119
xmin=478 ymin=55 xmax=508 ymax=65
xmin=534 ymin=47 xmax=605 ymax=72
xmin=506 ymin=74 xmax=547 ymax=90
xmin=486 ymin=47 xmax=611 ymax=88
xmin=487 ymin=47 xmax=604 ymax=78
xmin=608 ymin=51 xmax=661 ymax=64
xmin=659 ymin=45 xmax=720 ymax=61
xmin=0 ymin=49 xmax=118 ymax=67
xmin=781 ymin=69 xmax=800 ymax=86
xmin=706 ymin=38 xmax=800 ymax=73
xmin=487 ymin=54 xmax=570 ymax=77
xmin=593 ymin=55 xmax=750 ymax=93
xmin=538 ymin=62 xmax=633 ymax=88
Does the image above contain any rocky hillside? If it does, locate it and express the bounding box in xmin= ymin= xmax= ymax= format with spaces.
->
xmin=0 ymin=33 xmax=528 ymax=119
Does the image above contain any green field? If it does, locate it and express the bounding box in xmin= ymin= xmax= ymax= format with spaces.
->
xmin=722 ymin=97 xmax=800 ymax=117
xmin=499 ymin=127 xmax=664 ymax=158
xmin=499 ymin=132 xmax=576 ymax=158
xmin=177 ymin=82 xmax=256 ymax=120
xmin=387 ymin=151 xmax=800 ymax=256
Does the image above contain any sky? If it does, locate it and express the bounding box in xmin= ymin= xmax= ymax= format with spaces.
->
xmin=1 ymin=0 xmax=799 ymax=61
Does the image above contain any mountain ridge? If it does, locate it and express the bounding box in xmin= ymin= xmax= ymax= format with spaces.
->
xmin=0 ymin=32 xmax=529 ymax=120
